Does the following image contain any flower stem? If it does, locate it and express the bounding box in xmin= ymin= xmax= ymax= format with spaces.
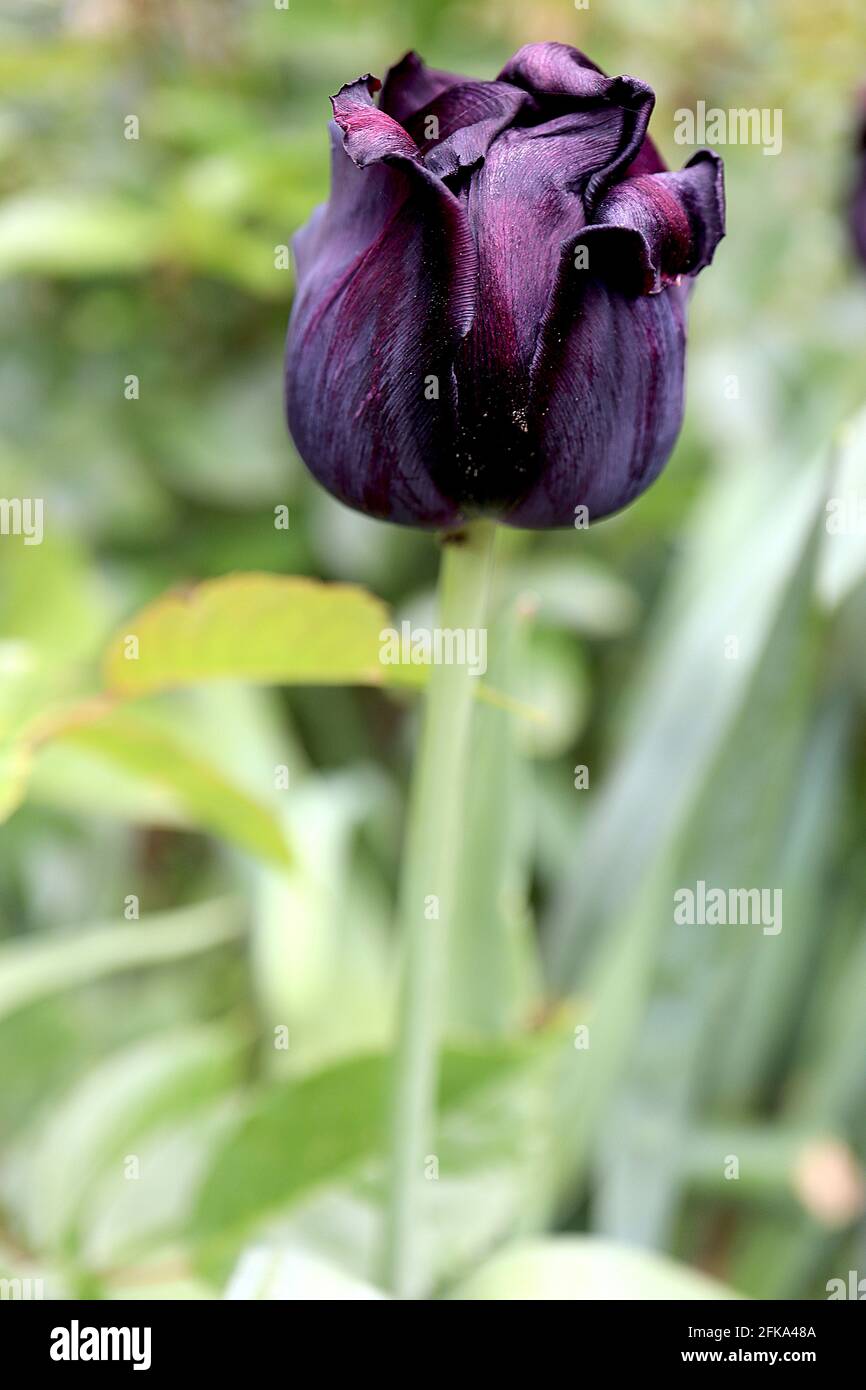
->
xmin=383 ymin=519 xmax=497 ymax=1298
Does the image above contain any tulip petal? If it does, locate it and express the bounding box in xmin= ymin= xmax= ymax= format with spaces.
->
xmin=438 ymin=119 xmax=594 ymax=511
xmin=503 ymin=153 xmax=724 ymax=526
xmin=379 ymin=50 xmax=464 ymax=127
xmin=442 ymin=103 xmax=658 ymax=512
xmin=504 ymin=280 xmax=688 ymax=527
xmin=460 ymin=107 xmax=653 ymax=369
xmin=331 ymin=75 xmax=419 ymax=166
xmin=286 ymin=102 xmax=477 ymax=526
xmin=578 ymin=150 xmax=726 ymax=292
xmin=415 ymin=80 xmax=533 ymax=180
xmin=625 ymin=134 xmax=667 ymax=177
xmin=497 ymin=42 xmax=655 ymax=204
xmin=498 ymin=40 xmax=607 ymax=94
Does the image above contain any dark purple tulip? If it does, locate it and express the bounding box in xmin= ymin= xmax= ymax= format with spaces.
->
xmin=285 ymin=42 xmax=725 ymax=529
xmin=851 ymin=90 xmax=866 ymax=267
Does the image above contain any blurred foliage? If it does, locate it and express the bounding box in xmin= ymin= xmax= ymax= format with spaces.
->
xmin=1 ymin=0 xmax=866 ymax=1301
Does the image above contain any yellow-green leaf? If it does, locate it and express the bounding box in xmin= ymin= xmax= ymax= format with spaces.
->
xmin=103 ymin=574 xmax=389 ymax=695
xmin=52 ymin=709 xmax=292 ymax=868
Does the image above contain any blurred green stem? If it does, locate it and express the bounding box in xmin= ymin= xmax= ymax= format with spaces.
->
xmin=383 ymin=519 xmax=497 ymax=1298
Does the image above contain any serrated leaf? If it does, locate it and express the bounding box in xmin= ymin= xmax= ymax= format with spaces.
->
xmin=99 ymin=573 xmax=542 ymax=717
xmin=103 ymin=574 xmax=390 ymax=695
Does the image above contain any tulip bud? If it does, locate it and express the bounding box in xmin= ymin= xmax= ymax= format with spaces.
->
xmin=285 ymin=43 xmax=725 ymax=529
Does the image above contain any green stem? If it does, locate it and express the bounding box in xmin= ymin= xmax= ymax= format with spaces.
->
xmin=383 ymin=519 xmax=497 ymax=1298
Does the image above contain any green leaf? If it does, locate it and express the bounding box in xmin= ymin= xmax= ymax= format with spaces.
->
xmin=550 ymin=853 xmax=674 ymax=1198
xmin=541 ymin=451 xmax=830 ymax=1245
xmin=191 ymin=1045 xmax=538 ymax=1265
xmin=449 ymin=1236 xmax=741 ymax=1301
xmin=99 ymin=573 xmax=539 ymax=718
xmin=729 ymin=929 xmax=866 ymax=1298
xmin=817 ymin=405 xmax=866 ymax=610
xmin=229 ymin=1045 xmax=558 ymax=1298
xmin=0 ymin=732 xmax=32 ymax=822
xmin=0 ymin=528 xmax=111 ymax=820
xmin=545 ymin=453 xmax=829 ymax=988
xmin=6 ymin=1024 xmax=246 ymax=1254
xmin=81 ymin=1113 xmax=236 ymax=1272
xmin=0 ymin=898 xmax=244 ymax=1023
xmin=588 ymin=463 xmax=827 ymax=1249
xmin=708 ymin=697 xmax=848 ymax=1108
xmin=593 ymin=602 xmax=824 ymax=1247
xmin=46 ymin=708 xmax=291 ymax=867
xmin=249 ymin=769 xmax=394 ymax=1067
xmin=103 ymin=574 xmax=390 ymax=694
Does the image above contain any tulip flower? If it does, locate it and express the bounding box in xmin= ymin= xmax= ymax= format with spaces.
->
xmin=284 ymin=43 xmax=725 ymax=1300
xmin=285 ymin=42 xmax=725 ymax=529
